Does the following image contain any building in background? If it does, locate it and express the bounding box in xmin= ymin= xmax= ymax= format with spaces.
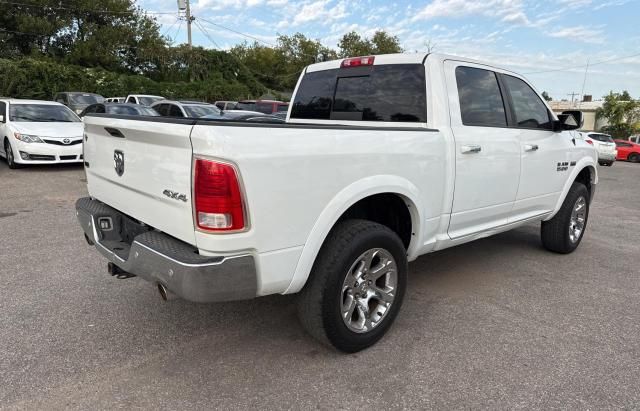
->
xmin=549 ymin=95 xmax=606 ymax=132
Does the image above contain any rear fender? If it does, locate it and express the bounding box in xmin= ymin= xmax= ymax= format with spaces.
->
xmin=283 ymin=175 xmax=424 ymax=294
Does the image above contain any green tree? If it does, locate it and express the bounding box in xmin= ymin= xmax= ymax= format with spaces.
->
xmin=541 ymin=91 xmax=552 ymax=102
xmin=596 ymin=91 xmax=639 ymax=138
xmin=337 ymin=30 xmax=402 ymax=58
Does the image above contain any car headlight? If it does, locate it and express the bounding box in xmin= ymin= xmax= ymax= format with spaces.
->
xmin=14 ymin=132 xmax=44 ymax=143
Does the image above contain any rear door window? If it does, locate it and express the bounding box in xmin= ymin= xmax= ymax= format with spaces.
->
xmin=291 ymin=64 xmax=427 ymax=122
xmin=169 ymin=105 xmax=184 ymax=117
xmin=455 ymin=66 xmax=507 ymax=127
xmin=256 ymin=102 xmax=274 ymax=114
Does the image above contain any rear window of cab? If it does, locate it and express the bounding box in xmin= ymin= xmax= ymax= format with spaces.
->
xmin=290 ymin=64 xmax=427 ymax=123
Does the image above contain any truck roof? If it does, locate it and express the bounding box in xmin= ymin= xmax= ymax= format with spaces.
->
xmin=305 ymin=53 xmax=521 ymax=77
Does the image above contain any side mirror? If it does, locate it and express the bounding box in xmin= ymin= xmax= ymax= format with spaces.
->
xmin=554 ymin=110 xmax=583 ymax=131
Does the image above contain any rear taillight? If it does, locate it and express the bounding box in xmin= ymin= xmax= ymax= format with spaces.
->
xmin=194 ymin=158 xmax=246 ymax=231
xmin=341 ymin=56 xmax=375 ymax=68
xmin=586 ymin=140 xmax=593 ymax=145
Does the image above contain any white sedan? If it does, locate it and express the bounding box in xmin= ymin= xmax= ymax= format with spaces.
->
xmin=0 ymin=99 xmax=84 ymax=168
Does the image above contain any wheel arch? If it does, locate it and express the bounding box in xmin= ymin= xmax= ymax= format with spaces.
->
xmin=284 ymin=175 xmax=424 ymax=294
xmin=546 ymin=159 xmax=597 ymax=221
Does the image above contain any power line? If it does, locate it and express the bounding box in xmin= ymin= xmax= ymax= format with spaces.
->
xmin=524 ymin=51 xmax=640 ymax=75
xmin=193 ymin=19 xmax=220 ymax=49
xmin=197 ymin=16 xmax=279 ymax=48
xmin=161 ymin=17 xmax=180 ymax=39
xmin=0 ymin=0 xmax=176 ymax=15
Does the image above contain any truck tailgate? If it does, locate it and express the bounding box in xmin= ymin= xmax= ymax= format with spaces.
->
xmin=83 ymin=117 xmax=197 ymax=245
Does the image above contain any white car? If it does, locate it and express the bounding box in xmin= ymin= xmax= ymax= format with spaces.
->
xmin=580 ymin=131 xmax=617 ymax=166
xmin=1 ymin=99 xmax=84 ymax=168
xmin=77 ymin=53 xmax=598 ymax=352
xmin=125 ymin=94 xmax=165 ymax=106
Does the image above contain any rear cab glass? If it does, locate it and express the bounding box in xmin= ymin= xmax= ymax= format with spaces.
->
xmin=290 ymin=64 xmax=427 ymax=123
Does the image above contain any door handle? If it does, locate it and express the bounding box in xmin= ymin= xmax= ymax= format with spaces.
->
xmin=524 ymin=144 xmax=539 ymax=152
xmin=461 ymin=145 xmax=482 ymax=154
xmin=104 ymin=127 xmax=125 ymax=138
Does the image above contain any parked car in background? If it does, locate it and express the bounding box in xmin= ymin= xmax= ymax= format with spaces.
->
xmin=201 ymin=110 xmax=285 ymax=123
xmin=629 ymin=135 xmax=640 ymax=144
xmin=614 ymin=139 xmax=640 ymax=163
xmin=580 ymin=132 xmax=617 ymax=166
xmin=125 ymin=95 xmax=165 ymax=106
xmin=54 ymin=92 xmax=104 ymax=115
xmin=236 ymin=99 xmax=289 ymax=114
xmin=214 ymin=101 xmax=238 ymax=110
xmin=0 ymin=99 xmax=83 ymax=168
xmin=106 ymin=97 xmax=126 ymax=103
xmin=151 ymin=100 xmax=220 ymax=118
xmin=78 ymin=103 xmax=159 ymax=118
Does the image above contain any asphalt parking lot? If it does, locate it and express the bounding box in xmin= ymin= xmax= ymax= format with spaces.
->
xmin=1 ymin=160 xmax=639 ymax=409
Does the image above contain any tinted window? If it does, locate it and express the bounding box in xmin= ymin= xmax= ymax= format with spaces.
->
xmin=0 ymin=102 xmax=6 ymax=119
xmin=455 ymin=66 xmax=507 ymax=127
xmin=154 ymin=104 xmax=169 ymax=116
xmin=215 ymin=102 xmax=225 ymax=109
xmin=237 ymin=102 xmax=256 ymax=110
xmin=277 ymin=104 xmax=289 ymax=112
xmin=107 ymin=105 xmax=159 ymax=116
xmin=590 ymin=134 xmax=613 ymax=143
xmin=503 ymin=75 xmax=552 ymax=130
xmin=169 ymin=105 xmax=184 ymax=117
xmin=291 ymin=64 xmax=427 ymax=122
xmin=95 ymin=104 xmax=105 ymax=114
xmin=256 ymin=102 xmax=274 ymax=114
xmin=9 ymin=104 xmax=80 ymax=122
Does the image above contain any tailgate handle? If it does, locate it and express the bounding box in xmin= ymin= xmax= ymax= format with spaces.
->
xmin=104 ymin=127 xmax=125 ymax=138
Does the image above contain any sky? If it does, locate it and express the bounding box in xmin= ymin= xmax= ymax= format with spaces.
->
xmin=140 ymin=0 xmax=640 ymax=100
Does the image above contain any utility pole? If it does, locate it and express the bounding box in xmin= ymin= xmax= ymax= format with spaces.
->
xmin=567 ymin=92 xmax=579 ymax=106
xmin=185 ymin=0 xmax=193 ymax=49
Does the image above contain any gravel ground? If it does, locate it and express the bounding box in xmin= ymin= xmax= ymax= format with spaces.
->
xmin=1 ymin=160 xmax=639 ymax=409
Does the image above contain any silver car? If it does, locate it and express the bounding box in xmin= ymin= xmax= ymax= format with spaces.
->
xmin=581 ymin=132 xmax=617 ymax=166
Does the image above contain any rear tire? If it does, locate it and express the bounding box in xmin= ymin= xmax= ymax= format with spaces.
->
xmin=541 ymin=182 xmax=589 ymax=254
xmin=297 ymin=219 xmax=408 ymax=353
xmin=628 ymin=153 xmax=640 ymax=163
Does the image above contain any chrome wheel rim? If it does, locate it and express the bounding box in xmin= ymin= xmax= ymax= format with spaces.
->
xmin=340 ymin=248 xmax=397 ymax=333
xmin=569 ymin=196 xmax=587 ymax=243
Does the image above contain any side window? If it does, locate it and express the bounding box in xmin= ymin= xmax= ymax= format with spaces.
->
xmin=127 ymin=96 xmax=136 ymax=104
xmin=169 ymin=105 xmax=184 ymax=117
xmin=455 ymin=66 xmax=507 ymax=127
xmin=502 ymin=75 xmax=552 ymax=130
xmin=0 ymin=102 xmax=6 ymax=120
xmin=215 ymin=102 xmax=225 ymax=110
xmin=155 ymin=104 xmax=168 ymax=116
xmin=95 ymin=105 xmax=105 ymax=114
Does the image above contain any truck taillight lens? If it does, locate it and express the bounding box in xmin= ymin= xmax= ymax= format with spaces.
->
xmin=341 ymin=56 xmax=375 ymax=68
xmin=586 ymin=140 xmax=593 ymax=145
xmin=194 ymin=158 xmax=245 ymax=231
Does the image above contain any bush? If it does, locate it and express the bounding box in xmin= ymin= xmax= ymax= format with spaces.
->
xmin=0 ymin=58 xmax=265 ymax=101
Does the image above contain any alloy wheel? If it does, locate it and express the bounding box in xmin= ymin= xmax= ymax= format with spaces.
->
xmin=340 ymin=248 xmax=397 ymax=333
xmin=569 ymin=196 xmax=587 ymax=243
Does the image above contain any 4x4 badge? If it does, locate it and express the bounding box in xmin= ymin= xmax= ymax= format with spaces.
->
xmin=114 ymin=150 xmax=125 ymax=176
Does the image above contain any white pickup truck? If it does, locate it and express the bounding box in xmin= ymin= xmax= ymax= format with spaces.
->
xmin=76 ymin=53 xmax=597 ymax=352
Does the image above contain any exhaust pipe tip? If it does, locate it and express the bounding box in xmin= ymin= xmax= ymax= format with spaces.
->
xmin=157 ymin=283 xmax=176 ymax=301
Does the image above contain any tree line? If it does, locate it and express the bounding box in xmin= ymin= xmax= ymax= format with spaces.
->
xmin=0 ymin=0 xmax=402 ymax=100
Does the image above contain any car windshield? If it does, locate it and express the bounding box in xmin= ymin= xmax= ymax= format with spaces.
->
xmin=10 ymin=104 xmax=80 ymax=122
xmin=69 ymin=94 xmax=103 ymax=104
xmin=138 ymin=96 xmax=164 ymax=106
xmin=182 ymin=104 xmax=220 ymax=118
xmin=107 ymin=105 xmax=159 ymax=116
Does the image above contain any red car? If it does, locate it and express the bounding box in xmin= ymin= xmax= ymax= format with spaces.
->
xmin=614 ymin=140 xmax=640 ymax=163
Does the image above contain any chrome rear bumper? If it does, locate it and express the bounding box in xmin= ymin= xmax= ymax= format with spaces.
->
xmin=75 ymin=197 xmax=257 ymax=303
